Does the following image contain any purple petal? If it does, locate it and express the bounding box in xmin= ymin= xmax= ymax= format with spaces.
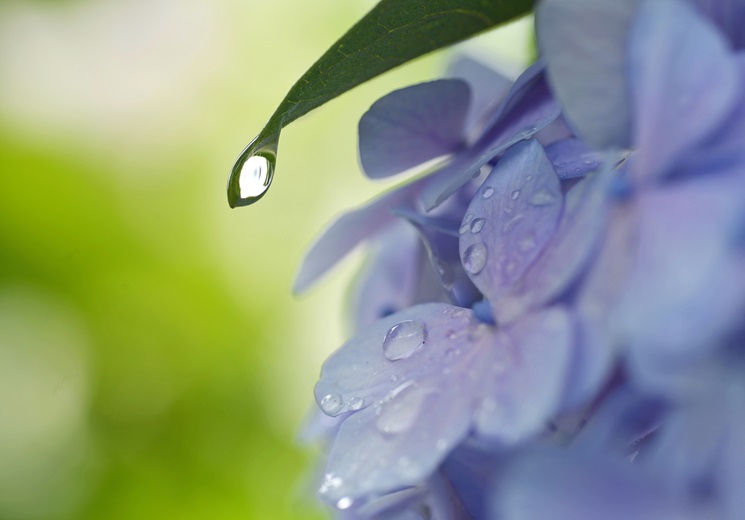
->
xmin=314 ymin=304 xmax=574 ymax=502
xmin=393 ymin=208 xmax=480 ymax=308
xmin=629 ymin=0 xmax=738 ymax=180
xmin=616 ymin=173 xmax=745 ymax=367
xmin=421 ymin=63 xmax=561 ymax=210
xmin=537 ymin=0 xmax=641 ymax=148
xmin=358 ymin=80 xmax=470 ymax=179
xmin=693 ymin=0 xmax=745 ymax=49
xmin=544 ymin=138 xmax=604 ymax=179
xmin=493 ymin=450 xmax=696 ymax=520
xmin=458 ymin=140 xmax=563 ymax=309
xmin=293 ymin=181 xmax=420 ymax=294
xmin=494 ymin=167 xmax=611 ymax=323
xmin=349 ymin=221 xmax=423 ymax=330
xmin=446 ymin=55 xmax=512 ymax=136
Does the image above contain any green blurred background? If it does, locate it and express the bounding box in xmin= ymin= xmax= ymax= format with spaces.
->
xmin=0 ymin=1 xmax=530 ymax=518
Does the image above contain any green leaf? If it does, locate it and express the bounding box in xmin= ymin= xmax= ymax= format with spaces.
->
xmin=228 ymin=0 xmax=535 ymax=208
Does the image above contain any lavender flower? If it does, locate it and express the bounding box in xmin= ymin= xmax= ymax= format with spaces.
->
xmin=299 ymin=0 xmax=745 ymax=517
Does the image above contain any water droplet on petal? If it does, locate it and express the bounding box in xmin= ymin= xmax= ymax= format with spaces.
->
xmin=511 ymin=189 xmax=521 ymax=200
xmin=336 ymin=497 xmax=354 ymax=510
xmin=375 ymin=385 xmax=427 ymax=435
xmin=348 ymin=396 xmax=364 ymax=411
xmin=526 ymin=175 xmax=534 ymax=181
xmin=462 ymin=243 xmax=487 ymax=274
xmin=319 ymin=473 xmax=343 ymax=494
xmin=528 ymin=188 xmax=556 ymax=207
xmin=482 ymin=187 xmax=495 ymax=199
xmin=383 ymin=321 xmax=427 ymax=360
xmin=470 ymin=218 xmax=485 ymax=234
xmin=518 ymin=234 xmax=536 ymax=251
xmin=464 ymin=213 xmax=474 ymax=224
xmin=501 ymin=215 xmax=525 ymax=234
xmin=228 ymin=137 xmax=278 ymax=208
xmin=320 ymin=393 xmax=343 ymax=415
xmin=459 ymin=223 xmax=470 ymax=235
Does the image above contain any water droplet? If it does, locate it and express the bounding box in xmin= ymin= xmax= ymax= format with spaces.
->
xmin=459 ymin=223 xmax=470 ymax=235
xmin=462 ymin=243 xmax=487 ymax=275
xmin=375 ymin=385 xmax=427 ymax=435
xmin=383 ymin=321 xmax=427 ymax=360
xmin=227 ymin=136 xmax=278 ymax=208
xmin=336 ymin=497 xmax=354 ymax=510
xmin=501 ymin=215 xmax=525 ymax=234
xmin=319 ymin=473 xmax=343 ymax=494
xmin=464 ymin=213 xmax=474 ymax=224
xmin=528 ymin=188 xmax=556 ymax=207
xmin=320 ymin=393 xmax=343 ymax=415
xmin=470 ymin=218 xmax=485 ymax=234
xmin=348 ymin=396 xmax=364 ymax=411
xmin=511 ymin=189 xmax=521 ymax=200
xmin=434 ymin=259 xmax=455 ymax=290
xmin=518 ymin=234 xmax=536 ymax=251
xmin=526 ymin=175 xmax=534 ymax=181
xmin=482 ymin=187 xmax=495 ymax=199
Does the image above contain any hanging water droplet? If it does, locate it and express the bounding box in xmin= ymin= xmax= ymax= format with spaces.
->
xmin=320 ymin=393 xmax=343 ymax=415
xmin=501 ymin=214 xmax=525 ymax=234
xmin=470 ymin=218 xmax=485 ymax=234
xmin=511 ymin=189 xmax=521 ymax=200
xmin=528 ymin=188 xmax=556 ymax=207
xmin=482 ymin=187 xmax=495 ymax=199
xmin=462 ymin=243 xmax=487 ymax=275
xmin=383 ymin=321 xmax=427 ymax=360
xmin=375 ymin=385 xmax=427 ymax=435
xmin=348 ymin=396 xmax=364 ymax=411
xmin=227 ymin=136 xmax=278 ymax=208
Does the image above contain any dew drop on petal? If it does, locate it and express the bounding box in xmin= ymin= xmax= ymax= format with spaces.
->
xmin=383 ymin=321 xmax=427 ymax=360
xmin=320 ymin=393 xmax=343 ymax=415
xmin=336 ymin=497 xmax=354 ymax=510
xmin=348 ymin=396 xmax=364 ymax=411
xmin=470 ymin=218 xmax=485 ymax=234
xmin=375 ymin=385 xmax=427 ymax=435
xmin=464 ymin=213 xmax=474 ymax=224
xmin=518 ymin=233 xmax=536 ymax=251
xmin=501 ymin=215 xmax=525 ymax=235
xmin=528 ymin=188 xmax=556 ymax=207
xmin=462 ymin=243 xmax=487 ymax=274
xmin=511 ymin=189 xmax=521 ymax=200
xmin=459 ymin=223 xmax=470 ymax=235
xmin=482 ymin=187 xmax=495 ymax=199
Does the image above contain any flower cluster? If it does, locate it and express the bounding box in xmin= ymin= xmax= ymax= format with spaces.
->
xmin=297 ymin=0 xmax=745 ymax=518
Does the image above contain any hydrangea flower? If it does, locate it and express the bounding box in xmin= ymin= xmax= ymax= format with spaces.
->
xmin=298 ymin=0 xmax=745 ymax=517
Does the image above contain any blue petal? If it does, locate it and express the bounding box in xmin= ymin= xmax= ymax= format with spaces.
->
xmin=492 ymin=450 xmax=694 ymax=520
xmin=616 ymin=173 xmax=745 ymax=368
xmin=537 ymin=0 xmax=641 ymax=148
xmin=349 ymin=221 xmax=423 ymax=330
xmin=358 ymin=80 xmax=470 ymax=179
xmin=693 ymin=0 xmax=745 ymax=49
xmin=420 ymin=62 xmax=561 ymax=210
xmin=446 ymin=55 xmax=512 ymax=137
xmin=629 ymin=0 xmax=739 ymax=180
xmin=458 ymin=140 xmax=563 ymax=310
xmin=544 ymin=138 xmax=604 ymax=179
xmin=494 ymin=167 xmax=611 ymax=323
xmin=293 ymin=181 xmax=420 ymax=294
xmin=393 ymin=208 xmax=480 ymax=308
xmin=314 ymin=304 xmax=574 ymax=502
